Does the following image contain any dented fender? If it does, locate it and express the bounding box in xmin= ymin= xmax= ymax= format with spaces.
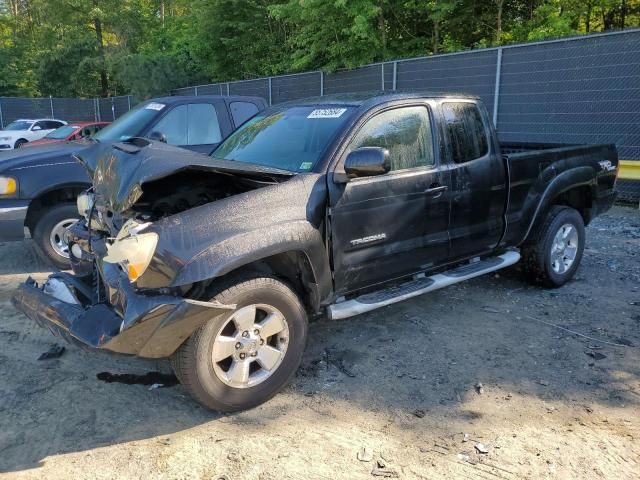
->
xmin=135 ymin=174 xmax=334 ymax=307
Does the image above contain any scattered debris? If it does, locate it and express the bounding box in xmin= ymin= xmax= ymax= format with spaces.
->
xmin=584 ymin=350 xmax=607 ymax=361
xmin=505 ymin=393 xmax=513 ymax=400
xmin=615 ymin=337 xmax=634 ymax=346
xmin=96 ymin=371 xmax=179 ymax=387
xmin=148 ymin=383 xmax=164 ymax=391
xmin=37 ymin=344 xmax=65 ymax=360
xmin=462 ymin=433 xmax=470 ymax=443
xmin=475 ymin=382 xmax=484 ymax=395
xmin=412 ymin=409 xmax=426 ymax=418
xmin=457 ymin=452 xmax=471 ymax=463
xmin=357 ymin=446 xmax=374 ymax=462
xmin=475 ymin=443 xmax=490 ymax=454
xmin=537 ymin=380 xmax=549 ymax=386
xmin=371 ymin=460 xmax=399 ymax=478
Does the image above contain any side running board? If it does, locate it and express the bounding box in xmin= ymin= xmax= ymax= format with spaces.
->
xmin=328 ymin=251 xmax=520 ymax=320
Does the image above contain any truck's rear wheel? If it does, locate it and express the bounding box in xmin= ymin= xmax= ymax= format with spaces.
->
xmin=171 ymin=276 xmax=308 ymax=412
xmin=32 ymin=203 xmax=78 ymax=270
xmin=521 ymin=206 xmax=585 ymax=288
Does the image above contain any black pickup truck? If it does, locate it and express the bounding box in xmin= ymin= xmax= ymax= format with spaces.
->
xmin=0 ymin=95 xmax=266 ymax=268
xmin=12 ymin=92 xmax=618 ymax=412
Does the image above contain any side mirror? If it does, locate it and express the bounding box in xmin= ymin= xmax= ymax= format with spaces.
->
xmin=148 ymin=131 xmax=167 ymax=143
xmin=32 ymin=125 xmax=42 ymax=131
xmin=344 ymin=147 xmax=391 ymax=179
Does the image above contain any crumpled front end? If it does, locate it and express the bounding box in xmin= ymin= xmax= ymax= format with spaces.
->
xmin=11 ymin=253 xmax=234 ymax=358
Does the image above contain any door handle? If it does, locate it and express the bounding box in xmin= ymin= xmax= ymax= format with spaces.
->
xmin=424 ymin=185 xmax=447 ymax=197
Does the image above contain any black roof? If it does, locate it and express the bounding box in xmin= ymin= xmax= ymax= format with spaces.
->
xmin=151 ymin=95 xmax=267 ymax=104
xmin=277 ymin=91 xmax=480 ymax=109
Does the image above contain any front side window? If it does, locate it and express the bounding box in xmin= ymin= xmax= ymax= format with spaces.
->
xmin=213 ymin=105 xmax=355 ymax=172
xmin=153 ymin=105 xmax=188 ymax=145
xmin=33 ymin=121 xmax=47 ymax=130
xmin=442 ymin=102 xmax=488 ymax=164
xmin=347 ymin=106 xmax=435 ymax=171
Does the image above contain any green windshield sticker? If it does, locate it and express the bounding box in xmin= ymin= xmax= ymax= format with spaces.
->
xmin=299 ymin=162 xmax=313 ymax=170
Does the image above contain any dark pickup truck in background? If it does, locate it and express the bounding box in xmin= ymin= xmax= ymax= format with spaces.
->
xmin=0 ymin=95 xmax=267 ymax=268
xmin=12 ymin=92 xmax=618 ymax=412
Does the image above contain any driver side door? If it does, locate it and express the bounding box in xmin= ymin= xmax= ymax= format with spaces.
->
xmin=329 ymin=103 xmax=451 ymax=295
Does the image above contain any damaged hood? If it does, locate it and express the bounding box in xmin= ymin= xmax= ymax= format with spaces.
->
xmin=75 ymin=139 xmax=295 ymax=212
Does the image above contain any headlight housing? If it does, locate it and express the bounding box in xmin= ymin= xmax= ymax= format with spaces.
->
xmin=0 ymin=176 xmax=17 ymax=196
xmin=103 ymin=220 xmax=158 ymax=282
xmin=76 ymin=191 xmax=95 ymax=218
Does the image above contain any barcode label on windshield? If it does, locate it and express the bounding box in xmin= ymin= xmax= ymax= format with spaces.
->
xmin=307 ymin=108 xmax=347 ymax=119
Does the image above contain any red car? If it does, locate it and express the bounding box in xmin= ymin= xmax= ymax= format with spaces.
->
xmin=24 ymin=121 xmax=110 ymax=147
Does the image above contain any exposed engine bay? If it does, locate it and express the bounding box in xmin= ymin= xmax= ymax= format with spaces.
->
xmin=127 ymin=170 xmax=278 ymax=220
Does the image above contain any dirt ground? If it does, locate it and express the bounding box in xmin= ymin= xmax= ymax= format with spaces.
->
xmin=0 ymin=205 xmax=639 ymax=480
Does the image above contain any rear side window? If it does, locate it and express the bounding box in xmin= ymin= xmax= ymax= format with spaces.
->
xmin=442 ymin=102 xmax=488 ymax=164
xmin=230 ymin=101 xmax=260 ymax=126
xmin=347 ymin=106 xmax=435 ymax=171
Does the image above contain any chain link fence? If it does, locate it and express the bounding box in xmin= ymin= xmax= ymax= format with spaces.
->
xmin=0 ymin=95 xmax=137 ymax=128
xmin=174 ymin=29 xmax=640 ymax=202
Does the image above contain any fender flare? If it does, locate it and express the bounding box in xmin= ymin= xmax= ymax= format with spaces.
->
xmin=170 ymin=222 xmax=333 ymax=308
xmin=518 ymin=166 xmax=595 ymax=245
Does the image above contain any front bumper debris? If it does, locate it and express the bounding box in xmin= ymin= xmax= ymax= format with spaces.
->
xmin=12 ymin=266 xmax=234 ymax=358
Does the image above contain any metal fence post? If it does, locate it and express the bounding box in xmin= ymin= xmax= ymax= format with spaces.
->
xmin=320 ymin=71 xmax=324 ymax=96
xmin=195 ymin=86 xmax=199 ymax=96
xmin=268 ymin=77 xmax=272 ymax=106
xmin=127 ymin=95 xmax=131 ymax=111
xmin=392 ymin=61 xmax=398 ymax=91
xmin=111 ymin=98 xmax=116 ymax=120
xmin=492 ymin=47 xmax=503 ymax=127
xmin=226 ymin=83 xmax=230 ymax=96
xmin=0 ymin=99 xmax=4 ymax=129
xmin=49 ymin=96 xmax=54 ymax=118
xmin=381 ymin=63 xmax=385 ymax=91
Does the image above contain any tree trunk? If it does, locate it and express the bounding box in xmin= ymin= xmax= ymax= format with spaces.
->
xmin=433 ymin=20 xmax=439 ymax=54
xmin=161 ymin=1 xmax=165 ymax=29
xmin=585 ymin=0 xmax=592 ymax=32
xmin=94 ymin=16 xmax=109 ymax=97
xmin=378 ymin=7 xmax=386 ymax=57
xmin=620 ymin=0 xmax=626 ymax=28
xmin=495 ymin=0 xmax=503 ymax=45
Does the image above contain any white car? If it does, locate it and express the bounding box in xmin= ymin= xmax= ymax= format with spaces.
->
xmin=0 ymin=119 xmax=68 ymax=150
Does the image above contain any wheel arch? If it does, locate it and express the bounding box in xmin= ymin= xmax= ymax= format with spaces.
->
xmin=25 ymin=183 xmax=89 ymax=233
xmin=519 ymin=166 xmax=595 ymax=246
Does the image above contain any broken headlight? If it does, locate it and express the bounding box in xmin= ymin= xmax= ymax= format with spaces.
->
xmin=103 ymin=220 xmax=158 ymax=282
xmin=76 ymin=191 xmax=95 ymax=218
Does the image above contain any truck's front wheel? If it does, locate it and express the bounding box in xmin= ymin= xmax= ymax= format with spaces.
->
xmin=171 ymin=276 xmax=308 ymax=412
xmin=521 ymin=206 xmax=585 ymax=288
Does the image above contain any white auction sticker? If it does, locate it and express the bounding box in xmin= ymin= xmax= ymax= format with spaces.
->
xmin=307 ymin=108 xmax=347 ymax=119
xmin=145 ymin=102 xmax=166 ymax=111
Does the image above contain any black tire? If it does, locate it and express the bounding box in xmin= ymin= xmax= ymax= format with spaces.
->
xmin=14 ymin=139 xmax=27 ymax=149
xmin=521 ymin=206 xmax=585 ymax=288
xmin=32 ymin=203 xmax=79 ymax=270
xmin=171 ymin=275 xmax=308 ymax=412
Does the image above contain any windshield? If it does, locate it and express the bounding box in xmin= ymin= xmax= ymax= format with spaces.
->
xmin=94 ymin=102 xmax=164 ymax=142
xmin=212 ymin=106 xmax=355 ymax=172
xmin=45 ymin=125 xmax=78 ymax=139
xmin=5 ymin=121 xmax=33 ymax=131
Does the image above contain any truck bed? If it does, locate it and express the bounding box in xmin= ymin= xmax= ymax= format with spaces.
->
xmin=499 ymin=142 xmax=618 ymax=247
